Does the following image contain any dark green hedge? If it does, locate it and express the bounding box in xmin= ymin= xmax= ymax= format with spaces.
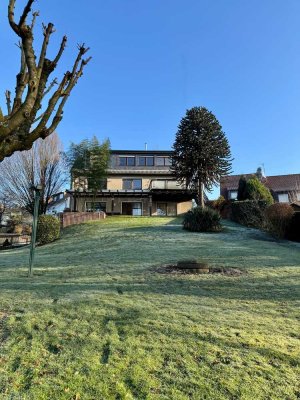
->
xmin=37 ymin=215 xmax=60 ymax=245
xmin=286 ymin=212 xmax=300 ymax=242
xmin=230 ymin=200 xmax=268 ymax=228
xmin=183 ymin=206 xmax=221 ymax=232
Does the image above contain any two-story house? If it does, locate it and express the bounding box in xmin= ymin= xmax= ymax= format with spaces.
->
xmin=220 ymin=170 xmax=300 ymax=203
xmin=68 ymin=150 xmax=195 ymax=216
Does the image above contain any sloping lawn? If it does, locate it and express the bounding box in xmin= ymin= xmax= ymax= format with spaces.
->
xmin=0 ymin=216 xmax=300 ymax=400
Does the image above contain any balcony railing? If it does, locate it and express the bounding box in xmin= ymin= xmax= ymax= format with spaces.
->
xmin=149 ymin=180 xmax=185 ymax=190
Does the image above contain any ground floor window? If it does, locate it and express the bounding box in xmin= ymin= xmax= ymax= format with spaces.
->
xmin=156 ymin=202 xmax=177 ymax=216
xmin=85 ymin=202 xmax=106 ymax=212
xmin=122 ymin=202 xmax=142 ymax=216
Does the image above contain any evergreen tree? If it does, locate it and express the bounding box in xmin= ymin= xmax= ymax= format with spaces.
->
xmin=66 ymin=137 xmax=111 ymax=210
xmin=172 ymin=107 xmax=232 ymax=207
xmin=244 ymin=176 xmax=274 ymax=205
xmin=237 ymin=175 xmax=247 ymax=200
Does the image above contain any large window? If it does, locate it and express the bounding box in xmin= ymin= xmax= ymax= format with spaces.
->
xmin=85 ymin=202 xmax=106 ymax=212
xmin=138 ymin=156 xmax=154 ymax=166
xmin=123 ymin=179 xmax=142 ymax=190
xmin=278 ymin=193 xmax=289 ymax=203
xmin=155 ymin=157 xmax=171 ymax=166
xmin=122 ymin=202 xmax=142 ymax=216
xmin=119 ymin=156 xmax=135 ymax=166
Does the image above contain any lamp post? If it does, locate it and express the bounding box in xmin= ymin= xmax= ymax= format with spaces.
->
xmin=28 ymin=184 xmax=42 ymax=277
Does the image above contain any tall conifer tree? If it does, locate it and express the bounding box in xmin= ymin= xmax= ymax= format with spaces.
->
xmin=172 ymin=107 xmax=232 ymax=207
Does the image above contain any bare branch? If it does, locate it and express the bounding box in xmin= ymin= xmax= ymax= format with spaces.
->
xmin=52 ymin=35 xmax=67 ymax=67
xmin=5 ymin=91 xmax=12 ymax=115
xmin=19 ymin=0 xmax=35 ymax=27
xmin=30 ymin=10 xmax=39 ymax=30
xmin=38 ymin=23 xmax=55 ymax=72
xmin=43 ymin=78 xmax=58 ymax=99
xmin=8 ymin=0 xmax=20 ymax=35
xmin=12 ymin=42 xmax=28 ymax=114
xmin=0 ymin=2 xmax=90 ymax=161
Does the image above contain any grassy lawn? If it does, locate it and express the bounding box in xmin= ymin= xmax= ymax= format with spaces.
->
xmin=0 ymin=216 xmax=300 ymax=400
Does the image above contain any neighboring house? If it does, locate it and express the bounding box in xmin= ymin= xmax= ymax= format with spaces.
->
xmin=220 ymin=171 xmax=300 ymax=203
xmin=0 ymin=207 xmax=32 ymax=226
xmin=68 ymin=150 xmax=195 ymax=216
xmin=46 ymin=192 xmax=71 ymax=215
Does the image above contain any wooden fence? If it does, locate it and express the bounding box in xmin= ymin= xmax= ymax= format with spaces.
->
xmin=59 ymin=212 xmax=106 ymax=228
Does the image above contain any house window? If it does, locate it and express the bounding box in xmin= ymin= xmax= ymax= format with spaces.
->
xmin=228 ymin=190 xmax=238 ymax=200
xmin=297 ymin=192 xmax=300 ymax=201
xmin=85 ymin=202 xmax=106 ymax=212
xmin=119 ymin=156 xmax=135 ymax=166
xmin=156 ymin=157 xmax=171 ymax=166
xmin=138 ymin=156 xmax=154 ymax=166
xmin=122 ymin=202 xmax=142 ymax=216
xmin=278 ymin=193 xmax=289 ymax=203
xmin=123 ymin=179 xmax=142 ymax=190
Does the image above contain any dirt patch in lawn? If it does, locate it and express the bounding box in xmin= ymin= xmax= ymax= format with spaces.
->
xmin=154 ymin=264 xmax=246 ymax=276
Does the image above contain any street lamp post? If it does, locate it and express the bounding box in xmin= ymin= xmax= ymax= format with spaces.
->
xmin=28 ymin=184 xmax=42 ymax=277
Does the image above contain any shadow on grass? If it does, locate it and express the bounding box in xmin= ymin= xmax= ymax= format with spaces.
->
xmin=0 ymin=271 xmax=300 ymax=302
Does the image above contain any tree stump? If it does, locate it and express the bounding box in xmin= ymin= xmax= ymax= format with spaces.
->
xmin=176 ymin=259 xmax=209 ymax=274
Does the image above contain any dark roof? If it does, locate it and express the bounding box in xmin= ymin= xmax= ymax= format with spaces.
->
xmin=110 ymin=150 xmax=173 ymax=155
xmin=221 ymin=173 xmax=300 ymax=192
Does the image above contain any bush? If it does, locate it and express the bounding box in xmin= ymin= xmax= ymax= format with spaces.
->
xmin=183 ymin=206 xmax=221 ymax=232
xmin=265 ymin=203 xmax=294 ymax=239
xmin=244 ymin=177 xmax=274 ymax=205
xmin=37 ymin=215 xmax=60 ymax=245
xmin=286 ymin=212 xmax=300 ymax=242
xmin=207 ymin=196 xmax=231 ymax=219
xmin=231 ymin=200 xmax=268 ymax=228
xmin=7 ymin=215 xmax=23 ymax=233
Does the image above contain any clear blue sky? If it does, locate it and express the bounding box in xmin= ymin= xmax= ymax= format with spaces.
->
xmin=1 ymin=0 xmax=300 ymax=197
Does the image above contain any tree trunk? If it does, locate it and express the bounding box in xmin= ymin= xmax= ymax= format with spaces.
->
xmin=198 ymin=181 xmax=204 ymax=208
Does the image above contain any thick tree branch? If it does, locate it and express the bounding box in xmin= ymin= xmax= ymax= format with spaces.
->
xmin=5 ymin=91 xmax=12 ymax=114
xmin=1 ymin=1 xmax=90 ymax=161
xmin=18 ymin=0 xmax=34 ymax=27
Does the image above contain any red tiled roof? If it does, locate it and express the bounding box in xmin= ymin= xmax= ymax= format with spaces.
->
xmin=221 ymin=173 xmax=300 ymax=192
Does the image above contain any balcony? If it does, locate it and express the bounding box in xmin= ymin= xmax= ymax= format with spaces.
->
xmin=149 ymin=180 xmax=185 ymax=190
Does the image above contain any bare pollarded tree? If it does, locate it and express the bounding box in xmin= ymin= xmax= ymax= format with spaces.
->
xmin=0 ymin=132 xmax=67 ymax=214
xmin=0 ymin=0 xmax=91 ymax=161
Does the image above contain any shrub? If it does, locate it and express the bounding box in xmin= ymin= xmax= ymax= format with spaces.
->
xmin=231 ymin=200 xmax=268 ymax=228
xmin=7 ymin=215 xmax=23 ymax=233
xmin=237 ymin=175 xmax=247 ymax=200
xmin=244 ymin=177 xmax=274 ymax=205
xmin=37 ymin=215 xmax=60 ymax=245
xmin=265 ymin=203 xmax=294 ymax=239
xmin=183 ymin=206 xmax=221 ymax=232
xmin=286 ymin=212 xmax=300 ymax=242
xmin=207 ymin=196 xmax=231 ymax=219
xmin=22 ymin=224 xmax=32 ymax=235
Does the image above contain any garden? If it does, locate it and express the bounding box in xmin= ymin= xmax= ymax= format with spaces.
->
xmin=0 ymin=216 xmax=299 ymax=399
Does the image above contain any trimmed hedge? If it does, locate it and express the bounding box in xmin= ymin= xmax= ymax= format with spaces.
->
xmin=231 ymin=200 xmax=268 ymax=228
xmin=183 ymin=207 xmax=221 ymax=232
xmin=37 ymin=215 xmax=60 ymax=245
xmin=265 ymin=203 xmax=294 ymax=239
